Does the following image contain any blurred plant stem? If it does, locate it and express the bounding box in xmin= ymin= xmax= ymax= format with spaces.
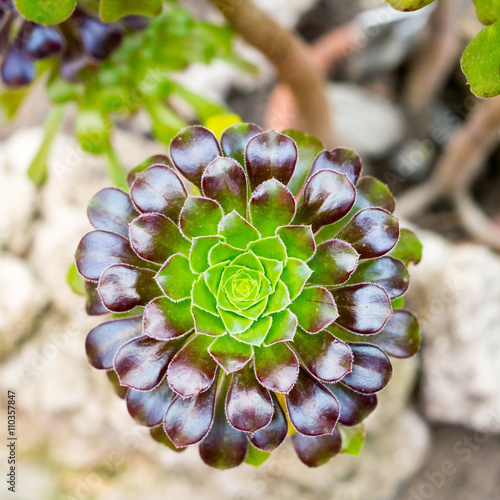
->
xmin=211 ymin=0 xmax=333 ymax=145
xmin=104 ymin=145 xmax=128 ymax=191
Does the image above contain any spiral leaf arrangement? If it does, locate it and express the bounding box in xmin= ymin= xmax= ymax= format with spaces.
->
xmin=76 ymin=123 xmax=422 ymax=469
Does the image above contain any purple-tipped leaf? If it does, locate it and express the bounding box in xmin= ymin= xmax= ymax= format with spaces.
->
xmin=276 ymin=225 xmax=315 ymax=261
xmin=143 ymin=296 xmax=194 ymax=341
xmin=155 ymin=254 xmax=196 ymax=301
xmin=127 ymin=155 xmax=172 ymax=188
xmin=289 ymin=287 xmax=338 ymax=333
xmin=180 ymin=197 xmax=223 ymax=238
xmin=208 ymin=335 xmax=253 ymax=373
xmin=220 ymin=122 xmax=262 ymax=167
xmin=311 ymin=148 xmax=362 ymax=185
xmin=292 ymin=428 xmax=342 ymax=467
xmin=254 ymin=342 xmax=299 ymax=393
xmin=85 ymin=281 xmax=108 ymax=315
xmin=217 ymin=211 xmax=260 ymax=249
xmin=249 ymin=393 xmax=288 ymax=451
xmin=326 ymin=383 xmax=377 ymax=426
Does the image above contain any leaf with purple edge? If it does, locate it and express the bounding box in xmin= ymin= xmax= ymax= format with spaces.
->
xmin=167 ymin=334 xmax=218 ymax=397
xmin=249 ymin=393 xmax=288 ymax=451
xmin=293 ymin=169 xmax=356 ymax=231
xmin=180 ymin=197 xmax=224 ymax=238
xmin=280 ymin=258 xmax=311 ymax=300
xmin=289 ymin=286 xmax=338 ymax=333
xmin=86 ymin=316 xmax=143 ymax=370
xmin=208 ymin=335 xmax=253 ymax=373
xmin=156 ymin=254 xmax=197 ymax=301
xmin=245 ymin=130 xmax=297 ymax=190
xmin=292 ymin=328 xmax=353 ymax=383
xmin=87 ymin=188 xmax=137 ymax=238
xmin=263 ymin=309 xmax=297 ymax=345
xmin=346 ymin=256 xmax=409 ymax=299
xmin=311 ymin=148 xmax=362 ymax=185
xmin=276 ymin=225 xmax=315 ymax=261
xmin=248 ymin=236 xmax=287 ymax=262
xmin=85 ymin=280 xmax=108 ymax=315
xmin=308 ymin=239 xmax=359 ymax=286
xmin=262 ymin=280 xmax=291 ymax=316
xmin=170 ymin=125 xmax=222 ymax=188
xmin=126 ymin=154 xmax=171 ymax=188
xmin=192 ymin=306 xmax=226 ymax=336
xmin=202 ymin=156 xmax=247 ymax=217
xmin=389 ymin=228 xmax=423 ymax=265
xmin=221 ymin=122 xmax=263 ymax=167
xmin=232 ymin=315 xmax=272 ymax=345
xmin=326 ymin=382 xmax=378 ymax=426
xmin=292 ymin=428 xmax=342 ymax=467
xmin=143 ymin=296 xmax=194 ymax=341
xmin=226 ymin=362 xmax=274 ymax=433
xmin=208 ymin=242 xmax=243 ymax=266
xmin=192 ymin=275 xmax=218 ymax=315
xmin=331 ymin=283 xmax=392 ymax=334
xmin=150 ymin=425 xmax=186 ymax=453
xmin=341 ymin=343 xmax=393 ymax=394
xmin=285 ymin=368 xmax=340 ymax=436
xmin=335 ymin=208 xmax=399 ymax=259
xmin=249 ymin=179 xmax=296 ymax=237
xmin=254 ymin=342 xmax=299 ymax=393
xmin=98 ymin=265 xmax=161 ymax=312
xmin=218 ymin=211 xmax=260 ymax=249
xmin=190 ymin=236 xmax=223 ymax=273
xmin=114 ymin=335 xmax=185 ymax=391
xmin=130 ymin=165 xmax=187 ymax=222
xmin=164 ymin=378 xmax=218 ymax=448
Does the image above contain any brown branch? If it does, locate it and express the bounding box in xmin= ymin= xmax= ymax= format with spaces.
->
xmin=211 ymin=0 xmax=333 ymax=145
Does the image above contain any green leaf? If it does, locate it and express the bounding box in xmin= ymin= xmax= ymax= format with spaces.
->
xmin=47 ymin=71 xmax=84 ymax=104
xmin=0 ymin=87 xmax=30 ymax=121
xmin=263 ymin=280 xmax=291 ymax=316
xmin=219 ymin=308 xmax=254 ymax=335
xmin=192 ymin=276 xmax=218 ymax=315
xmin=209 ymin=242 xmax=243 ymax=267
xmin=276 ymin=226 xmax=315 ymax=261
xmin=245 ymin=442 xmax=271 ymax=467
xmin=76 ymin=107 xmax=111 ymax=155
xmin=338 ymin=423 xmax=365 ymax=456
xmin=232 ymin=316 xmax=272 ymax=346
xmin=248 ymin=237 xmax=287 ymax=263
xmin=14 ymin=0 xmax=76 ymax=24
xmin=389 ymin=228 xmax=422 ymax=265
xmin=218 ymin=212 xmax=260 ymax=249
xmin=230 ymin=252 xmax=264 ymax=273
xmin=383 ymin=0 xmax=436 ymax=11
xmin=280 ymin=258 xmax=311 ymax=300
xmin=283 ymin=129 xmax=323 ymax=196
xmin=28 ymin=106 xmax=64 ymax=187
xmin=100 ymin=0 xmax=163 ymax=23
xmin=208 ymin=335 xmax=252 ymax=373
xmin=258 ymin=257 xmax=283 ymax=289
xmin=204 ymin=261 xmax=230 ymax=295
xmin=190 ymin=236 xmax=223 ymax=274
xmin=156 ymin=254 xmax=197 ymax=301
xmin=264 ymin=309 xmax=297 ymax=345
xmin=66 ymin=263 xmax=86 ymax=296
xmin=473 ymin=0 xmax=500 ymax=25
xmin=461 ymin=23 xmax=500 ymax=98
xmin=391 ymin=296 xmax=405 ymax=309
xmin=192 ymin=306 xmax=226 ymax=336
xmin=180 ymin=197 xmax=224 ymax=238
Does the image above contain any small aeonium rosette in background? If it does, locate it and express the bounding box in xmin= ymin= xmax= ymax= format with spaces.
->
xmin=75 ymin=123 xmax=422 ymax=469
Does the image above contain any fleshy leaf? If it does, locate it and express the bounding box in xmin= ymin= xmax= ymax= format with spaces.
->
xmin=100 ymin=0 xmax=163 ymax=23
xmin=170 ymin=126 xmax=222 ymax=188
xmin=355 ymin=176 xmax=395 ymax=212
xmin=150 ymin=425 xmax=185 ymax=453
xmin=85 ymin=281 xmax=108 ymax=315
xmin=143 ymin=297 xmax=194 ymax=341
xmin=199 ymin=380 xmax=247 ymax=469
xmin=180 ymin=197 xmax=223 ymax=238
xmin=130 ymin=165 xmax=187 ymax=222
xmin=248 ymin=237 xmax=287 ymax=262
xmin=346 ymin=257 xmax=409 ymax=299
xmin=473 ymin=0 xmax=500 ymax=25
xmin=202 ymin=157 xmax=247 ymax=217
xmin=192 ymin=276 xmax=218 ymax=315
xmin=114 ymin=335 xmax=184 ymax=390
xmin=283 ymin=129 xmax=323 ymax=196
xmin=338 ymin=423 xmax=365 ymax=455
xmin=292 ymin=328 xmax=352 ymax=383
xmin=311 ymin=148 xmax=362 ymax=185
xmin=217 ymin=211 xmax=260 ymax=249
xmin=249 ymin=393 xmax=288 ymax=451
xmin=341 ymin=343 xmax=392 ymax=394
xmin=369 ymin=310 xmax=420 ymax=358
xmin=208 ymin=242 xmax=243 ymax=267
xmin=232 ymin=316 xmax=272 ymax=345
xmin=263 ymin=280 xmax=291 ymax=316
xmin=75 ymin=230 xmax=147 ymax=281
xmin=289 ymin=286 xmax=338 ymax=333
xmin=226 ymin=362 xmax=273 ymax=433
xmin=245 ymin=130 xmax=297 ymax=190
xmin=192 ymin=307 xmax=226 ymax=336
xmin=249 ymin=179 xmax=295 ymax=237
xmin=285 ymin=369 xmax=339 ymax=436
xmin=383 ymin=0 xmax=436 ymax=11
xmin=263 ymin=309 xmax=298 ymax=345
xmin=280 ymin=258 xmax=312 ymax=300
xmin=389 ymin=228 xmax=422 ymax=265
xmin=292 ymin=429 xmax=342 ymax=467
xmin=129 ymin=213 xmax=190 ymax=263
xmin=308 ymin=239 xmax=359 ymax=286
xmin=220 ymin=122 xmax=262 ymax=167
xmin=293 ymin=170 xmax=356 ymax=231
xmin=276 ymin=225 xmax=315 ymax=261
xmin=167 ymin=334 xmax=218 ymax=397
xmin=14 ymin=0 xmax=76 ymax=24
xmin=127 ymin=155 xmax=171 ymax=188
xmin=331 ymin=284 xmax=392 ymax=334
xmin=190 ymin=236 xmax=223 ymax=273
xmin=254 ymin=342 xmax=299 ymax=393
xmin=208 ymin=335 xmax=253 ymax=373
xmin=327 ymin=382 xmax=377 ymax=426
xmin=98 ymin=265 xmax=160 ymax=312
xmin=156 ymin=254 xmax=196 ymax=300
xmin=126 ymin=377 xmax=175 ymax=427
xmin=258 ymin=257 xmax=284 ymax=289
xmin=245 ymin=442 xmax=271 ymax=467
xmin=336 ymin=208 xmax=399 ymax=259
xmin=204 ymin=261 xmax=230 ymax=295
xmin=87 ymin=188 xmax=137 ymax=238
xmin=164 ymin=379 xmax=217 ymax=448
xmin=86 ymin=316 xmax=142 ymax=369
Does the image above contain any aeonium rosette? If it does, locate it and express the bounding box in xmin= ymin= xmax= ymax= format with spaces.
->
xmin=75 ymin=123 xmax=422 ymax=469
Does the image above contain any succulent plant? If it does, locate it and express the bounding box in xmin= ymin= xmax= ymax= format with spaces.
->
xmin=76 ymin=123 xmax=422 ymax=469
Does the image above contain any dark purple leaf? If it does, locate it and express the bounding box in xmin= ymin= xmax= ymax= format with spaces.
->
xmin=226 ymin=363 xmax=273 ymax=433
xmin=326 ymin=383 xmax=377 ymax=426
xmin=311 ymin=148 xmax=362 ymax=185
xmin=85 ymin=280 xmax=108 ymax=315
xmin=87 ymin=188 xmax=137 ymax=238
xmin=208 ymin=335 xmax=253 ymax=373
xmin=336 ymin=208 xmax=399 ymax=259
xmin=341 ymin=343 xmax=392 ymax=394
xmin=143 ymin=296 xmax=194 ymax=341
xmin=254 ymin=342 xmax=299 ymax=393
xmin=331 ymin=284 xmax=392 ymax=334
xmin=150 ymin=425 xmax=186 ymax=453
xmin=170 ymin=126 xmax=221 ymax=188
xmin=292 ymin=428 xmax=342 ymax=467
xmin=249 ymin=393 xmax=288 ymax=451
xmin=220 ymin=122 xmax=262 ymax=167
xmin=164 ymin=377 xmax=218 ymax=447
xmin=355 ymin=176 xmax=395 ymax=212
xmin=245 ymin=130 xmax=297 ymax=190
xmin=114 ymin=335 xmax=185 ymax=390
xmin=285 ymin=369 xmax=339 ymax=436
xmin=130 ymin=165 xmax=187 ymax=222
xmin=127 ymin=155 xmax=171 ymax=188
xmin=293 ymin=170 xmax=356 ymax=231
xmin=86 ymin=316 xmax=142 ymax=369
